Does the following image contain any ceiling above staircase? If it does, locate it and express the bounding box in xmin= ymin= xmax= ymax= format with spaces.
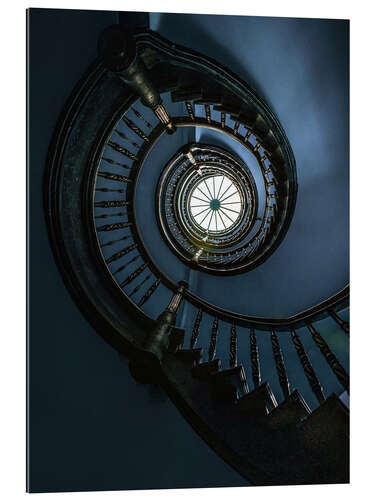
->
xmin=150 ymin=14 xmax=349 ymax=317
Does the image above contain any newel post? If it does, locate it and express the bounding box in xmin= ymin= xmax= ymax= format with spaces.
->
xmin=129 ymin=280 xmax=188 ymax=383
xmin=98 ymin=25 xmax=176 ymax=134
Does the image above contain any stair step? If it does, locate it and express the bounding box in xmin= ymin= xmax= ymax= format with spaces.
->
xmin=171 ymin=87 xmax=202 ymax=102
xmin=262 ymin=130 xmax=279 ymax=154
xmin=153 ymin=65 xmax=179 ymax=92
xmin=167 ymin=327 xmax=185 ymax=353
xmin=191 ymin=359 xmax=221 ymax=380
xmin=251 ymin=115 xmax=269 ymax=139
xmin=299 ymin=393 xmax=349 ymax=449
xmin=210 ymin=365 xmax=249 ymax=402
xmin=269 ymin=161 xmax=288 ymax=182
xmin=276 ymin=179 xmax=289 ymax=198
xmin=214 ymin=97 xmax=243 ymax=117
xmin=269 ymin=146 xmax=285 ymax=168
xmin=236 ymin=382 xmax=277 ymax=420
xmin=298 ymin=394 xmax=349 ymax=482
xmin=174 ymin=348 xmax=203 ymax=366
xmin=267 ymin=390 xmax=311 ymax=430
xmin=262 ymin=228 xmax=275 ymax=248
xmin=194 ymin=94 xmax=222 ymax=106
xmin=229 ymin=109 xmax=258 ymax=129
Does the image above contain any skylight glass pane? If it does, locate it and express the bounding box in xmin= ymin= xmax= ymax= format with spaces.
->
xmin=189 ymin=175 xmax=242 ymax=233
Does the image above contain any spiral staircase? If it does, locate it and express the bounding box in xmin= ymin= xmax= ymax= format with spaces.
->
xmin=45 ymin=25 xmax=349 ymax=486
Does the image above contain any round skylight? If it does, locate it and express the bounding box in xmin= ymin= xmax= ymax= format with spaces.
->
xmin=189 ymin=175 xmax=242 ymax=232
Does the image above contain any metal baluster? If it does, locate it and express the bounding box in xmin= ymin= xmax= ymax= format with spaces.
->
xmin=120 ymin=262 xmax=148 ymax=288
xmin=190 ymin=309 xmax=203 ymax=349
xmin=122 ymin=116 xmax=149 ymax=142
xmin=107 ymin=141 xmax=137 ymax=161
xmin=138 ymin=278 xmax=161 ymax=307
xmin=101 ymin=234 xmax=129 ymax=248
xmin=97 ymin=171 xmax=131 ymax=183
xmin=249 ymin=329 xmax=261 ymax=389
xmin=97 ymin=221 xmax=132 ymax=232
xmin=95 ymin=200 xmax=129 ymax=208
xmin=221 ymin=112 xmax=226 ymax=128
xmin=307 ymin=324 xmax=349 ymax=393
xmin=208 ymin=317 xmax=219 ymax=362
xmin=132 ymin=108 xmax=153 ymax=129
xmin=113 ymin=254 xmax=140 ymax=275
xmin=106 ymin=243 xmax=137 ymax=264
xmin=128 ymin=272 xmax=152 ymax=298
xmin=95 ymin=187 xmax=124 ymax=193
xmin=291 ymin=329 xmax=325 ymax=404
xmin=102 ymin=157 xmax=130 ymax=169
xmin=115 ymin=129 xmax=140 ymax=148
xmin=205 ymin=104 xmax=211 ymax=123
xmin=244 ymin=129 xmax=251 ymax=142
xmin=95 ymin=211 xmax=125 ymax=220
xmin=229 ymin=323 xmax=237 ymax=368
xmin=233 ymin=121 xmax=239 ymax=135
xmin=329 ymin=309 xmax=349 ymax=335
xmin=270 ymin=330 xmax=290 ymax=399
xmin=185 ymin=101 xmax=195 ymax=120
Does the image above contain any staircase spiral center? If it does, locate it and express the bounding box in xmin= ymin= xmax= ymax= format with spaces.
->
xmin=190 ymin=175 xmax=242 ymax=232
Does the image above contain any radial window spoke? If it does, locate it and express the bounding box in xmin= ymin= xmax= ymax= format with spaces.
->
xmin=203 ymin=179 xmax=214 ymax=200
xmin=216 ymin=176 xmax=225 ymax=200
xmin=190 ymin=174 xmax=242 ymax=233
xmin=221 ymin=205 xmax=240 ymax=215
xmin=199 ymin=208 xmax=212 ymax=226
xmin=220 ymin=191 xmax=238 ymax=203
xmin=207 ymin=210 xmax=214 ymax=231
xmin=196 ymin=186 xmax=211 ymax=201
xmin=192 ymin=195 xmax=210 ymax=204
xmin=193 ymin=206 xmax=211 ymax=218
xmin=218 ymin=182 xmax=232 ymax=202
xmin=217 ymin=209 xmax=227 ymax=230
xmin=220 ymin=208 xmax=235 ymax=224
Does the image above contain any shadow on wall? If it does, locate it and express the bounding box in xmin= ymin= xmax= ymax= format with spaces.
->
xmin=150 ymin=12 xmax=349 ymax=318
xmin=28 ymin=8 xmax=249 ymax=492
xmin=153 ymin=13 xmax=269 ymax=105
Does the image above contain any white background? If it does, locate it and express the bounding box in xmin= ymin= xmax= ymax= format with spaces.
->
xmin=1 ymin=0 xmax=374 ymax=498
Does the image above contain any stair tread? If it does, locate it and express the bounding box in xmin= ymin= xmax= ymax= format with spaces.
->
xmin=297 ymin=394 xmax=349 ymax=480
xmin=299 ymin=393 xmax=349 ymax=439
xmin=174 ymin=348 xmax=203 ymax=365
xmin=171 ymin=88 xmax=202 ymax=102
xmin=168 ymin=327 xmax=185 ymax=353
xmin=210 ymin=365 xmax=249 ymax=401
xmin=236 ymin=382 xmax=277 ymax=419
xmin=267 ymin=389 xmax=311 ymax=430
xmin=194 ymin=94 xmax=222 ymax=105
xmin=191 ymin=359 xmax=221 ymax=380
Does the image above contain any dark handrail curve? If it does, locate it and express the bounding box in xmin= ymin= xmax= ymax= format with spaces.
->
xmin=88 ymin=83 xmax=348 ymax=333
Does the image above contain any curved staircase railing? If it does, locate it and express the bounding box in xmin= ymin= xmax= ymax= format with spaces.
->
xmin=45 ymin=25 xmax=349 ymax=486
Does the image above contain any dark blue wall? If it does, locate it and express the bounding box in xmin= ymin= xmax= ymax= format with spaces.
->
xmin=28 ymin=8 xmax=349 ymax=493
xmin=28 ymin=8 xmax=248 ymax=492
xmin=150 ymin=13 xmax=349 ymax=317
xmin=147 ymin=10 xmax=349 ymax=417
